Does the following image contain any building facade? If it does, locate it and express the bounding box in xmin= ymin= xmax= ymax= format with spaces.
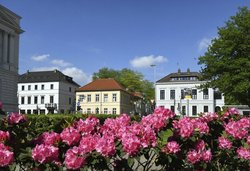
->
xmin=76 ymin=79 xmax=133 ymax=115
xmin=155 ymin=69 xmax=225 ymax=116
xmin=18 ymin=70 xmax=79 ymax=114
xmin=0 ymin=5 xmax=23 ymax=112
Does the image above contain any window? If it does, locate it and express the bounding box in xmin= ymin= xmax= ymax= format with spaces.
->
xmin=28 ymin=85 xmax=31 ymax=90
xmin=41 ymin=96 xmax=45 ymax=104
xmin=50 ymin=96 xmax=54 ymax=103
xmin=50 ymin=84 xmax=54 ymax=89
xmin=181 ymin=90 xmax=185 ymax=99
xmin=204 ymin=106 xmax=208 ymax=113
xmin=160 ymin=90 xmax=165 ymax=100
xmin=27 ymin=96 xmax=31 ymax=104
xmin=34 ymin=96 xmax=38 ymax=104
xmin=170 ymin=90 xmax=175 ymax=99
xmin=192 ymin=89 xmax=197 ymax=99
xmin=35 ymin=85 xmax=38 ymax=90
xmin=112 ymin=94 xmax=117 ymax=102
xmin=69 ymin=97 xmax=71 ymax=105
xmin=21 ymin=97 xmax=25 ymax=104
xmin=112 ymin=108 xmax=117 ymax=114
xmin=87 ymin=108 xmax=91 ymax=114
xmin=69 ymin=87 xmax=72 ymax=92
xmin=104 ymin=94 xmax=108 ymax=102
xmin=41 ymin=84 xmax=44 ymax=90
xmin=182 ymin=106 xmax=186 ymax=115
xmin=170 ymin=106 xmax=175 ymax=113
xmin=192 ymin=106 xmax=197 ymax=115
xmin=22 ymin=85 xmax=25 ymax=90
xmin=214 ymin=91 xmax=222 ymax=99
xmin=96 ymin=94 xmax=99 ymax=102
xmin=87 ymin=95 xmax=91 ymax=102
xmin=79 ymin=95 xmax=85 ymax=101
xmin=203 ymin=89 xmax=209 ymax=99
xmin=104 ymin=108 xmax=108 ymax=114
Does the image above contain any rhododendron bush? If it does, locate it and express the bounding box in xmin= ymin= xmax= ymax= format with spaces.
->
xmin=0 ymin=107 xmax=249 ymax=170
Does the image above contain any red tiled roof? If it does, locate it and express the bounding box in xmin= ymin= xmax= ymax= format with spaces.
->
xmin=77 ymin=78 xmax=126 ymax=92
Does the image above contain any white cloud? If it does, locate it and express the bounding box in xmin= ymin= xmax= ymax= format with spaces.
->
xmin=32 ymin=66 xmax=59 ymax=71
xmin=31 ymin=54 xmax=49 ymax=62
xmin=130 ymin=55 xmax=167 ymax=68
xmin=198 ymin=38 xmax=212 ymax=51
xmin=51 ymin=59 xmax=72 ymax=67
xmin=62 ymin=67 xmax=91 ymax=86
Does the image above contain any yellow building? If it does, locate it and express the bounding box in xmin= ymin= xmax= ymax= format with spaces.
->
xmin=76 ymin=79 xmax=133 ymax=115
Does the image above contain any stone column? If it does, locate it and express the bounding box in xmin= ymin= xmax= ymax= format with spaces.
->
xmin=0 ymin=30 xmax=3 ymax=63
xmin=2 ymin=31 xmax=8 ymax=63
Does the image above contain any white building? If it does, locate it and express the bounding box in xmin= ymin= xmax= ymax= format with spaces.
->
xmin=18 ymin=70 xmax=80 ymax=114
xmin=0 ymin=5 xmax=24 ymax=112
xmin=155 ymin=69 xmax=224 ymax=116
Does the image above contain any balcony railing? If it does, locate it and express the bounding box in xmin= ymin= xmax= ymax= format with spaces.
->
xmin=45 ymin=103 xmax=57 ymax=109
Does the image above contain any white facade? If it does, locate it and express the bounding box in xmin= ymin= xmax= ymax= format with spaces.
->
xmin=155 ymin=72 xmax=225 ymax=116
xmin=0 ymin=5 xmax=23 ymax=112
xmin=18 ymin=71 xmax=79 ymax=114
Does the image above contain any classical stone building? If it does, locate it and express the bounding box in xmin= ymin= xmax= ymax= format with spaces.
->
xmin=0 ymin=5 xmax=23 ymax=112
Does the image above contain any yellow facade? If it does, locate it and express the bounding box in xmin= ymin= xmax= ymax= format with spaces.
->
xmin=76 ymin=90 xmax=132 ymax=115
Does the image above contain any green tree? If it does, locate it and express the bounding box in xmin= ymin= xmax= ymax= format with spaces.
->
xmin=198 ymin=7 xmax=250 ymax=106
xmin=92 ymin=67 xmax=154 ymax=100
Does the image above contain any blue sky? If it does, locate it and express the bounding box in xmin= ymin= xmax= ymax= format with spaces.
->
xmin=1 ymin=0 xmax=249 ymax=85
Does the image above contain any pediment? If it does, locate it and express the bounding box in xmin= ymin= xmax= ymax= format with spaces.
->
xmin=0 ymin=5 xmax=23 ymax=33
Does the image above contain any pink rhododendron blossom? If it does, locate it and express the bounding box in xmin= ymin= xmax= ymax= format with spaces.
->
xmin=192 ymin=119 xmax=209 ymax=134
xmin=218 ymin=137 xmax=232 ymax=149
xmin=79 ymin=134 xmax=100 ymax=153
xmin=0 ymin=131 xmax=9 ymax=143
xmin=195 ymin=140 xmax=206 ymax=152
xmin=75 ymin=117 xmax=99 ymax=135
xmin=32 ymin=144 xmax=59 ymax=164
xmin=154 ymin=106 xmax=175 ymax=119
xmin=0 ymin=143 xmax=10 ymax=150
xmin=200 ymin=112 xmax=219 ymax=122
xmin=60 ymin=127 xmax=81 ymax=146
xmin=8 ymin=112 xmax=27 ymax=124
xmin=163 ymin=141 xmax=180 ymax=154
xmin=224 ymin=108 xmax=240 ymax=118
xmin=140 ymin=125 xmax=157 ymax=148
xmin=247 ymin=136 xmax=250 ymax=145
xmin=64 ymin=146 xmax=86 ymax=170
xmin=225 ymin=120 xmax=248 ymax=139
xmin=40 ymin=132 xmax=61 ymax=146
xmin=236 ymin=147 xmax=250 ymax=160
xmin=202 ymin=150 xmax=212 ymax=163
xmin=0 ymin=147 xmax=14 ymax=167
xmin=187 ymin=150 xmax=201 ymax=164
xmin=141 ymin=114 xmax=166 ymax=131
xmin=95 ymin=135 xmax=116 ymax=157
xmin=121 ymin=132 xmax=141 ymax=156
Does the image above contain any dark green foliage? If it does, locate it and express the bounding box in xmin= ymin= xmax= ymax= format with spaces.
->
xmin=198 ymin=7 xmax=250 ymax=107
xmin=26 ymin=114 xmax=140 ymax=139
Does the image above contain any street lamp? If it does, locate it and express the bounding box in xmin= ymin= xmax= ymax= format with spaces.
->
xmin=150 ymin=64 xmax=156 ymax=85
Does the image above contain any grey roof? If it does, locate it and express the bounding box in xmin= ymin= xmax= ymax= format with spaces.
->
xmin=18 ymin=70 xmax=80 ymax=87
xmin=156 ymin=71 xmax=201 ymax=83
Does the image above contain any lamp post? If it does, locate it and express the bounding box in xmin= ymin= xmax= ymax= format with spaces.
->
xmin=150 ymin=64 xmax=156 ymax=85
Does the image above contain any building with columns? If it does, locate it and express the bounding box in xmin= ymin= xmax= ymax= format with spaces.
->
xmin=155 ymin=69 xmax=225 ymax=116
xmin=0 ymin=5 xmax=24 ymax=112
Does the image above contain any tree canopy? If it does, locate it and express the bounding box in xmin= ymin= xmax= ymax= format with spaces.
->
xmin=198 ymin=7 xmax=250 ymax=106
xmin=92 ymin=67 xmax=154 ymax=100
